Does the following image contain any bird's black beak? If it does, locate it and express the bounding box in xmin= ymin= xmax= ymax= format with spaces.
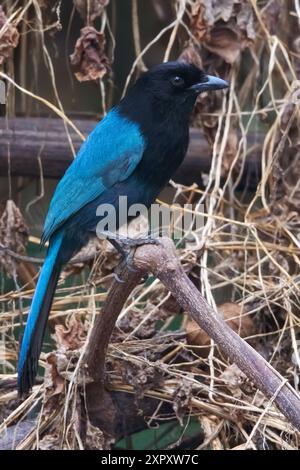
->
xmin=189 ymin=75 xmax=229 ymax=94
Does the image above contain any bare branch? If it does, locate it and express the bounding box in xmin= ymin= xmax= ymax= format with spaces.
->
xmin=86 ymin=237 xmax=300 ymax=432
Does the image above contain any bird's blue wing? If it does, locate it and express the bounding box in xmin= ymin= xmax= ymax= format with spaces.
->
xmin=42 ymin=109 xmax=145 ymax=243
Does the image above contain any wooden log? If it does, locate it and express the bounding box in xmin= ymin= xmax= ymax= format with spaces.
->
xmin=0 ymin=117 xmax=262 ymax=188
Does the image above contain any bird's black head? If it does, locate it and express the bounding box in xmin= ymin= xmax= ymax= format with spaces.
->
xmin=118 ymin=61 xmax=228 ymax=134
xmin=133 ymin=61 xmax=228 ymax=105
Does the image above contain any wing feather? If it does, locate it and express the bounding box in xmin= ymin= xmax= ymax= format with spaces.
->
xmin=42 ymin=109 xmax=145 ymax=243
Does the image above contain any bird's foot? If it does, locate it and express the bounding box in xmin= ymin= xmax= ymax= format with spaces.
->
xmin=105 ymin=231 xmax=160 ymax=257
xmin=121 ymin=235 xmax=160 ymax=248
xmin=105 ymin=231 xmax=160 ymax=249
xmin=111 ymin=235 xmax=159 ymax=283
xmin=112 ymin=249 xmax=136 ymax=283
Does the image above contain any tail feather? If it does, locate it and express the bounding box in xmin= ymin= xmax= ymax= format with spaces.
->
xmin=18 ymin=232 xmax=64 ymax=396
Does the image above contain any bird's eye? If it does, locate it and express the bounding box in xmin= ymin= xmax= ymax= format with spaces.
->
xmin=170 ymin=76 xmax=185 ymax=87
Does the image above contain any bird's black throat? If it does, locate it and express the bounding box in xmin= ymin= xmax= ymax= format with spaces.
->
xmin=118 ymin=84 xmax=195 ymax=198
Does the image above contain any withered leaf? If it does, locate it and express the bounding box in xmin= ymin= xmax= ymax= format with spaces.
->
xmin=44 ymin=353 xmax=65 ymax=397
xmin=70 ymin=26 xmax=109 ymax=82
xmin=0 ymin=6 xmax=19 ymax=66
xmin=0 ymin=200 xmax=29 ymax=277
xmin=220 ymin=363 xmax=247 ymax=398
xmin=124 ymin=362 xmax=163 ymax=400
xmin=191 ymin=0 xmax=255 ymax=63
xmin=203 ymin=26 xmax=244 ymax=64
xmin=172 ymin=381 xmax=192 ymax=426
xmin=54 ymin=315 xmax=86 ymax=350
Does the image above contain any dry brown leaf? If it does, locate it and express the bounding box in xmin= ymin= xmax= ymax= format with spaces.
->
xmin=186 ymin=302 xmax=255 ymax=357
xmin=191 ymin=0 xmax=255 ymax=63
xmin=70 ymin=26 xmax=109 ymax=82
xmin=187 ymin=2 xmax=255 ymax=176
xmin=0 ymin=6 xmax=19 ymax=66
xmin=44 ymin=353 xmax=65 ymax=397
xmin=124 ymin=361 xmax=163 ymax=400
xmin=54 ymin=315 xmax=86 ymax=350
xmin=172 ymin=380 xmax=192 ymax=426
xmin=203 ymin=26 xmax=244 ymax=64
xmin=0 ymin=200 xmax=29 ymax=277
xmin=191 ymin=0 xmax=212 ymax=41
xmin=220 ymin=363 xmax=247 ymax=398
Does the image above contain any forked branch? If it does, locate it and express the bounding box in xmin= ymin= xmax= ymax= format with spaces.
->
xmin=86 ymin=237 xmax=300 ymax=431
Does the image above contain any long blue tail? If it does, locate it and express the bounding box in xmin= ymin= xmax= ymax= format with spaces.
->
xmin=18 ymin=231 xmax=64 ymax=395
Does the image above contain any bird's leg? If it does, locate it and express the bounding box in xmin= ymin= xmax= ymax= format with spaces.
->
xmin=113 ymin=248 xmax=139 ymax=283
xmin=105 ymin=232 xmax=159 ymax=283
xmin=105 ymin=238 xmax=130 ymax=283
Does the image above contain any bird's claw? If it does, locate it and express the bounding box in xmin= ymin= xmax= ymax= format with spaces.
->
xmin=113 ymin=248 xmax=137 ymax=282
xmin=117 ymin=235 xmax=160 ymax=248
xmin=109 ymin=234 xmax=160 ymax=282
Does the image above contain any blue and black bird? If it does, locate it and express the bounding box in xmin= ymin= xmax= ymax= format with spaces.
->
xmin=18 ymin=61 xmax=228 ymax=395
